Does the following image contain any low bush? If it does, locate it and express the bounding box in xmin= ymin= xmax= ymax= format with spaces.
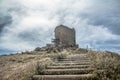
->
xmin=88 ymin=50 xmax=120 ymax=80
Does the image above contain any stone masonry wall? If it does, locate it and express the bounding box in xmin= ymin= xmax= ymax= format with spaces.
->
xmin=54 ymin=25 xmax=76 ymax=47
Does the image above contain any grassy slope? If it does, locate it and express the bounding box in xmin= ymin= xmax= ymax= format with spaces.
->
xmin=0 ymin=48 xmax=120 ymax=80
xmin=88 ymin=50 xmax=120 ymax=80
xmin=0 ymin=51 xmax=53 ymax=80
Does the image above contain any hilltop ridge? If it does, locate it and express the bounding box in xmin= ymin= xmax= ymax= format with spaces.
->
xmin=0 ymin=48 xmax=120 ymax=80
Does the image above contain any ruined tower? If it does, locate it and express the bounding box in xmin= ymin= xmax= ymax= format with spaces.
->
xmin=53 ymin=25 xmax=77 ymax=48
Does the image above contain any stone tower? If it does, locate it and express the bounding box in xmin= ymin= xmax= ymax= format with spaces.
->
xmin=53 ymin=25 xmax=77 ymax=48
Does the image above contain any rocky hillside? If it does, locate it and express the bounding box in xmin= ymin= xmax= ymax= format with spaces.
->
xmin=0 ymin=48 xmax=120 ymax=80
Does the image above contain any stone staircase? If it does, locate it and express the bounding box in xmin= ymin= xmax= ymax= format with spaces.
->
xmin=33 ymin=54 xmax=96 ymax=80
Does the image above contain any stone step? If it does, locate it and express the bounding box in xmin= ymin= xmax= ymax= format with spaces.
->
xmin=67 ymin=55 xmax=89 ymax=58
xmin=52 ymin=62 xmax=91 ymax=66
xmin=66 ymin=58 xmax=90 ymax=60
xmin=66 ymin=56 xmax=90 ymax=58
xmin=41 ymin=68 xmax=94 ymax=75
xmin=55 ymin=58 xmax=90 ymax=61
xmin=67 ymin=56 xmax=89 ymax=58
xmin=54 ymin=59 xmax=76 ymax=61
xmin=33 ymin=74 xmax=96 ymax=80
xmin=47 ymin=65 xmax=91 ymax=69
xmin=54 ymin=60 xmax=91 ymax=63
xmin=67 ymin=54 xmax=88 ymax=57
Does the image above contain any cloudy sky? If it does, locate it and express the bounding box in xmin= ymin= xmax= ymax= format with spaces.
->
xmin=0 ymin=0 xmax=120 ymax=54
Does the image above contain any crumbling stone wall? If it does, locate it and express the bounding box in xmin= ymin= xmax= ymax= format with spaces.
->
xmin=54 ymin=25 xmax=76 ymax=48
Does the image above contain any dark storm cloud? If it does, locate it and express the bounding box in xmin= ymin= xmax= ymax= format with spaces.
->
xmin=81 ymin=0 xmax=120 ymax=35
xmin=87 ymin=14 xmax=120 ymax=35
xmin=96 ymin=40 xmax=120 ymax=45
xmin=0 ymin=16 xmax=12 ymax=33
xmin=94 ymin=39 xmax=120 ymax=53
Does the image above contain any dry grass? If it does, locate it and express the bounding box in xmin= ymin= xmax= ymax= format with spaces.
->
xmin=56 ymin=49 xmax=70 ymax=60
xmin=0 ymin=51 xmax=52 ymax=80
xmin=88 ymin=50 xmax=120 ymax=80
